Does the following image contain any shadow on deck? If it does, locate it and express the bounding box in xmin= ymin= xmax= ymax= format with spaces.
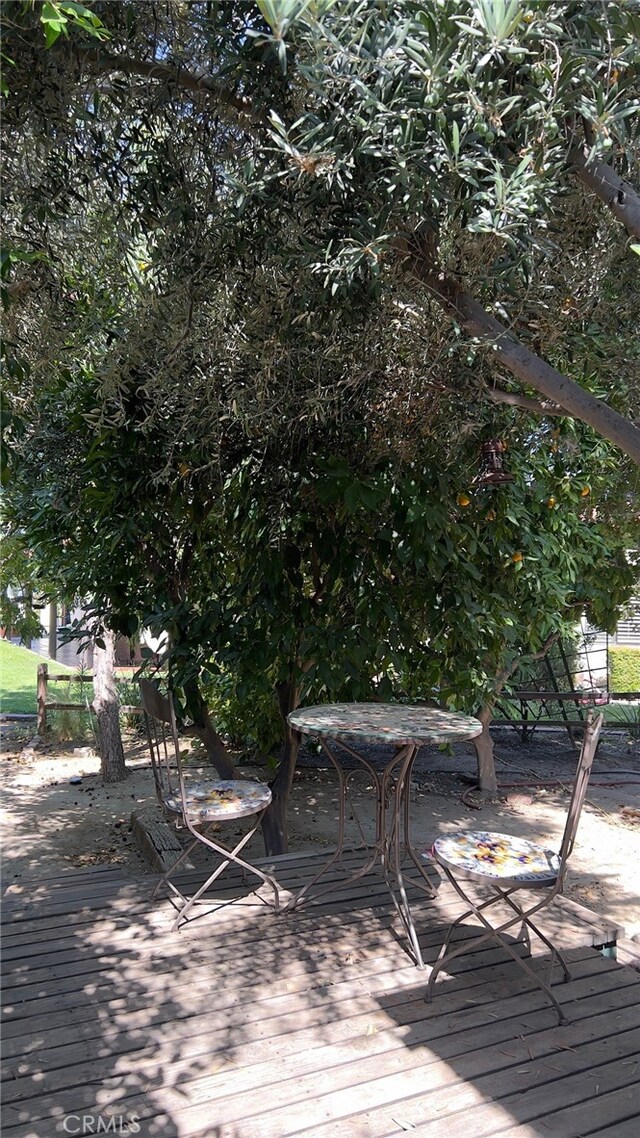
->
xmin=2 ymin=852 xmax=639 ymax=1138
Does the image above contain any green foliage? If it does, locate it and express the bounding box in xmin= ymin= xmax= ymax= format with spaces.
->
xmin=0 ymin=0 xmax=109 ymax=95
xmin=38 ymin=1 xmax=110 ymax=48
xmin=605 ymin=701 xmax=640 ymax=748
xmin=0 ymin=531 xmax=45 ymax=644
xmin=2 ymin=0 xmax=639 ymax=449
xmin=202 ymin=668 xmax=283 ymax=758
xmin=48 ymin=705 xmax=94 ymax=743
xmin=609 ymin=646 xmax=640 ymax=693
xmin=1 ymin=0 xmax=639 ymax=761
xmin=6 ymin=348 xmax=635 ymax=752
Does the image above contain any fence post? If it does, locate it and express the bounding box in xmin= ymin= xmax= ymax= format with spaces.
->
xmin=37 ymin=662 xmax=48 ymax=735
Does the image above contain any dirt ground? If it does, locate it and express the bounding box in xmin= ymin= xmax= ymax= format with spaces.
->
xmin=1 ymin=725 xmax=640 ymax=937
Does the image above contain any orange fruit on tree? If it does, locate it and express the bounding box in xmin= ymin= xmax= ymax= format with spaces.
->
xmin=581 ymin=485 xmax=591 ymax=497
xmin=511 ymin=551 xmax=523 ymax=563
xmin=457 ymin=493 xmax=471 ymax=507
xmin=547 ymin=496 xmax=556 ymax=508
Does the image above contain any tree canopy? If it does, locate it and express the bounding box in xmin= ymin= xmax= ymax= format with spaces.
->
xmin=2 ymin=1 xmax=639 ymax=845
xmin=2 ymin=0 xmax=640 ymax=459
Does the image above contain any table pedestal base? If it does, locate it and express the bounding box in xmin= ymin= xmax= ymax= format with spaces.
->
xmin=285 ymin=738 xmax=438 ymax=968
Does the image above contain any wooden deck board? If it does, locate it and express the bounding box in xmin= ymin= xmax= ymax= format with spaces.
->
xmin=2 ymin=851 xmax=638 ymax=1138
xmin=3 ymin=953 xmax=634 ymax=1088
xmin=589 ymin=1118 xmax=640 ymax=1138
xmin=5 ymin=995 xmax=639 ymax=1129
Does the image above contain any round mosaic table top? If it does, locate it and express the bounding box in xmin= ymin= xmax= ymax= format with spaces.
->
xmin=288 ymin=703 xmax=483 ymax=747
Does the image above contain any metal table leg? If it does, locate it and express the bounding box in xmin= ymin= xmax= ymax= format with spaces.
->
xmin=284 ymin=737 xmax=382 ymax=910
xmin=285 ymin=738 xmax=438 ymax=967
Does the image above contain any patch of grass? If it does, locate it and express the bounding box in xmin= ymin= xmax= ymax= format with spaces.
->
xmin=604 ymin=701 xmax=640 ymax=743
xmin=0 ymin=640 xmax=75 ymax=715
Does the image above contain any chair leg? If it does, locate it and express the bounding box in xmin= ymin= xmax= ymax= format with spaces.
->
xmin=426 ymin=869 xmax=568 ymax=1024
xmin=170 ymin=814 xmax=279 ymax=929
xmin=151 ymin=836 xmax=201 ymax=900
xmin=499 ymin=892 xmax=571 ymax=982
xmin=520 ymin=915 xmax=571 ymax=982
xmin=153 ymin=824 xmax=239 ymax=907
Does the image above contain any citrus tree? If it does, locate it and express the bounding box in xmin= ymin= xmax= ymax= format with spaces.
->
xmin=6 ymin=354 xmax=635 ymax=841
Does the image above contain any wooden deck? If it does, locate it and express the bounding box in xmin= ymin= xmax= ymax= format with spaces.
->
xmin=2 ymin=851 xmax=640 ymax=1138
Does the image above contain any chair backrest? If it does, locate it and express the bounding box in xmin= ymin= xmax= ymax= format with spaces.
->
xmin=139 ymin=678 xmax=182 ymax=806
xmin=558 ymin=711 xmax=604 ymax=870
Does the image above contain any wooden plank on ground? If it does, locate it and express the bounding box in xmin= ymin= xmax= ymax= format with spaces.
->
xmin=1 ymin=856 xmax=638 ymax=1138
xmin=4 ymin=992 xmax=638 ymax=1136
xmin=3 ymin=947 xmax=624 ymax=1062
xmin=589 ymin=1118 xmax=640 ymax=1138
xmin=616 ymin=936 xmax=640 ymax=971
xmin=487 ymin=1085 xmax=640 ymax=1138
xmin=4 ymin=983 xmax=639 ymax=1121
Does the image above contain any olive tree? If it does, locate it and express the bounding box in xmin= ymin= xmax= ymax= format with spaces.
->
xmin=4 ymin=1 xmax=638 ymax=456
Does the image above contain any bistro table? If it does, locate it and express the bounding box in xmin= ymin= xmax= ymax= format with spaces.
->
xmin=286 ymin=702 xmax=483 ymax=968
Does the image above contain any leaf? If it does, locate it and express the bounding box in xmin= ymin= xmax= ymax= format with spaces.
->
xmin=40 ymin=0 xmax=110 ymax=45
xmin=40 ymin=3 xmax=69 ymax=47
xmin=257 ymin=0 xmax=314 ymax=38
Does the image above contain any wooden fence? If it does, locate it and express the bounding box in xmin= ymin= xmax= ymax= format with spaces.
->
xmin=36 ymin=663 xmax=142 ymax=735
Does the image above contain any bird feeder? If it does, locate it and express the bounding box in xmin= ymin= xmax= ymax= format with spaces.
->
xmin=473 ymin=439 xmax=514 ymax=486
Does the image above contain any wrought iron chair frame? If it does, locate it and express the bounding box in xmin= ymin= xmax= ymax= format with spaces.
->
xmin=426 ymin=712 xmax=604 ymax=1024
xmin=140 ymin=679 xmax=279 ymax=929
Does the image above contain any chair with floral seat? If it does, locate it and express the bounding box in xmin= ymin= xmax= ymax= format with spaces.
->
xmin=425 ymin=712 xmax=604 ymax=1023
xmin=139 ymin=679 xmax=279 ymax=928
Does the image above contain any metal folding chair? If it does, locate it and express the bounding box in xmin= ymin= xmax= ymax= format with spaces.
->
xmin=139 ymin=679 xmax=279 ymax=928
xmin=426 ymin=712 xmax=604 ymax=1023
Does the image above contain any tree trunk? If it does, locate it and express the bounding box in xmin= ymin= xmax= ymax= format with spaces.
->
xmin=25 ymin=589 xmax=33 ymax=650
xmin=182 ymin=673 xmax=296 ymax=854
xmin=183 ymin=673 xmax=298 ymax=855
xmin=260 ymin=679 xmax=302 ymax=856
xmin=183 ymin=677 xmax=237 ymax=778
xmin=48 ymin=602 xmax=57 ymax=660
xmin=37 ymin=662 xmax=48 ymax=736
xmin=473 ymin=704 xmax=498 ymax=794
xmin=470 ymin=634 xmax=561 ymax=792
xmin=394 ymin=231 xmax=640 ymax=464
xmin=92 ymin=630 xmax=127 ymax=783
xmin=452 ymin=291 xmax=640 ymax=463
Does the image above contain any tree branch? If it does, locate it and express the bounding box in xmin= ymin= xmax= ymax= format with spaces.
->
xmin=77 ymin=49 xmax=264 ymax=128
xmin=454 ymin=291 xmax=640 ymax=463
xmin=484 ymin=385 xmax=565 ymax=417
xmin=569 ymin=146 xmax=640 ymax=239
xmin=398 ymin=242 xmax=640 ymax=464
